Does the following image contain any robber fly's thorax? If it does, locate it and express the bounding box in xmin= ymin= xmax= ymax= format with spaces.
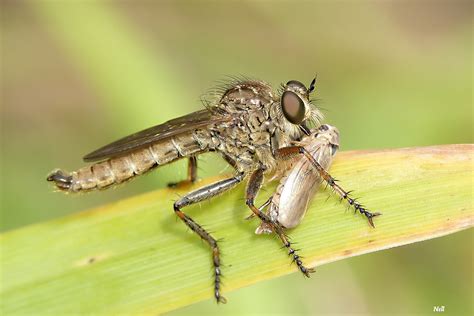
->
xmin=207 ymin=80 xmax=299 ymax=173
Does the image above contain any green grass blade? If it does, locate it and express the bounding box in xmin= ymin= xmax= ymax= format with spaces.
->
xmin=1 ymin=144 xmax=472 ymax=314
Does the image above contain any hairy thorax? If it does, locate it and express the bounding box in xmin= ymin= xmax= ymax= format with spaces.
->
xmin=195 ymin=80 xmax=298 ymax=174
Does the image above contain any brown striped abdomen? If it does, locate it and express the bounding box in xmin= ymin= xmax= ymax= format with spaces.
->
xmin=47 ymin=132 xmax=210 ymax=192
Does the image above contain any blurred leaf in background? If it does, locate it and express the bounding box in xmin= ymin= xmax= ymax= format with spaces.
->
xmin=1 ymin=0 xmax=472 ymax=315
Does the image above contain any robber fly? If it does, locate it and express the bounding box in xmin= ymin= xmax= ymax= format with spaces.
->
xmin=253 ymin=124 xmax=380 ymax=242
xmin=47 ymin=77 xmax=323 ymax=303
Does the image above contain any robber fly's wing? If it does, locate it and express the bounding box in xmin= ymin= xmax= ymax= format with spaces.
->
xmin=83 ymin=109 xmax=227 ymax=162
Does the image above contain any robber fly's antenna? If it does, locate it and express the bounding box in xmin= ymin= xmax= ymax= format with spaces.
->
xmin=308 ymin=75 xmax=317 ymax=94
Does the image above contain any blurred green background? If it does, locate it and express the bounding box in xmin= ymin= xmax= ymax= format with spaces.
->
xmin=1 ymin=1 xmax=472 ymax=315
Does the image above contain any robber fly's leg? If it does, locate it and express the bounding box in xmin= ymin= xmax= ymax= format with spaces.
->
xmin=245 ymin=167 xmax=315 ymax=277
xmin=276 ymin=146 xmax=381 ymax=228
xmin=174 ymin=172 xmax=244 ymax=304
xmin=168 ymin=156 xmax=198 ymax=188
xmin=245 ymin=196 xmax=272 ymax=220
xmin=278 ymin=227 xmax=316 ymax=277
xmin=245 ymin=167 xmax=273 ymax=223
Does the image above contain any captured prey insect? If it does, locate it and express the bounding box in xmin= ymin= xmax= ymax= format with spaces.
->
xmin=251 ymin=123 xmax=341 ymax=235
xmin=47 ymin=77 xmax=324 ymax=303
xmin=248 ymin=124 xmax=381 ymax=274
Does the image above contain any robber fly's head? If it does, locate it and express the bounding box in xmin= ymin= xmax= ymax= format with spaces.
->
xmin=280 ymin=77 xmax=322 ymax=135
xmin=315 ymin=124 xmax=340 ymax=156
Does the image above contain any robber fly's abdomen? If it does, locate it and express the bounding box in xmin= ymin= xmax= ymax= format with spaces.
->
xmin=47 ymin=132 xmax=210 ymax=192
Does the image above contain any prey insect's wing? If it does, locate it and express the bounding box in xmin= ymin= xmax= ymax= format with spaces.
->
xmin=83 ymin=109 xmax=227 ymax=162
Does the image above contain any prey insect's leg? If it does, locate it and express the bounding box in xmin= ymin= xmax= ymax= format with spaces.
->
xmin=174 ymin=173 xmax=244 ymax=304
xmin=276 ymin=146 xmax=381 ymax=227
xmin=245 ymin=167 xmax=315 ymax=277
xmin=168 ymin=156 xmax=198 ymax=188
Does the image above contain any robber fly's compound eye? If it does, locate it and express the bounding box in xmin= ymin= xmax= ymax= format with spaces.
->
xmin=281 ymin=91 xmax=306 ymax=124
